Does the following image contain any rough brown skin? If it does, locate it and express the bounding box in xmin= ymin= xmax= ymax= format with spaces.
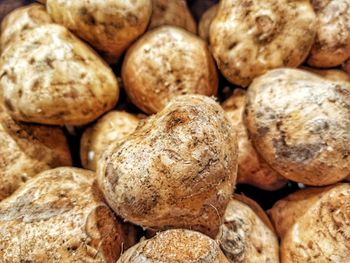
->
xmin=0 ymin=107 xmax=71 ymax=201
xmin=222 ymin=89 xmax=287 ymax=191
xmin=209 ymin=0 xmax=316 ymax=87
xmin=122 ymin=26 xmax=218 ymax=114
xmin=244 ymin=68 xmax=350 ymax=186
xmin=80 ymin=111 xmax=140 ymax=171
xmin=198 ymin=4 xmax=218 ymax=42
xmin=97 ymin=95 xmax=237 ymax=238
xmin=0 ymin=3 xmax=52 ymax=52
xmin=0 ymin=167 xmax=137 ymax=262
xmin=118 ymin=229 xmax=229 ymax=263
xmin=307 ymin=0 xmax=350 ymax=68
xmin=149 ymin=0 xmax=196 ymax=33
xmin=0 ymin=24 xmax=119 ymax=126
xmin=269 ymin=184 xmax=350 ymax=263
xmin=217 ymin=194 xmax=279 ymax=263
xmin=46 ymin=0 xmax=152 ymax=64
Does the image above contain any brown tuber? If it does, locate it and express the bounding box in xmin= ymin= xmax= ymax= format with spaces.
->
xmin=222 ymin=89 xmax=287 ymax=191
xmin=80 ymin=111 xmax=140 ymax=171
xmin=269 ymin=184 xmax=350 ymax=262
xmin=122 ymin=26 xmax=218 ymax=114
xmin=0 ymin=167 xmax=137 ymax=262
xmin=97 ymin=95 xmax=237 ymax=237
xmin=244 ymin=68 xmax=350 ymax=186
xmin=217 ymin=194 xmax=279 ymax=262
xmin=209 ymin=0 xmax=316 ymax=87
xmin=118 ymin=229 xmax=229 ymax=263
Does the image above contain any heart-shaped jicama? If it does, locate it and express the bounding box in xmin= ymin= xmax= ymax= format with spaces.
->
xmin=98 ymin=95 xmax=238 ymax=237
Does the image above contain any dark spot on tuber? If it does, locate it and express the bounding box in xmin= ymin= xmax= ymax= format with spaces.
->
xmin=272 ymin=137 xmax=322 ymax=163
xmin=165 ymin=109 xmax=190 ymax=131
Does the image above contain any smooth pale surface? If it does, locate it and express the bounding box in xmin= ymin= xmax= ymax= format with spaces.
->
xmin=0 ymin=24 xmax=119 ymax=125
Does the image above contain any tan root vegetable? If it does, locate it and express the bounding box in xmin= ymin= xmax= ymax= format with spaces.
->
xmin=149 ymin=0 xmax=196 ymax=33
xmin=0 ymin=24 xmax=119 ymax=125
xmin=222 ymin=89 xmax=287 ymax=191
xmin=269 ymin=186 xmax=331 ymax=239
xmin=302 ymin=67 xmax=350 ymax=83
xmin=122 ymin=26 xmax=218 ymax=114
xmin=302 ymin=67 xmax=350 ymax=180
xmin=307 ymin=0 xmax=350 ymax=68
xmin=98 ymin=95 xmax=237 ymax=237
xmin=118 ymin=229 xmax=229 ymax=263
xmin=198 ymin=4 xmax=218 ymax=42
xmin=46 ymin=0 xmax=152 ymax=63
xmin=0 ymin=3 xmax=52 ymax=52
xmin=244 ymin=68 xmax=350 ymax=186
xmin=0 ymin=167 xmax=137 ymax=262
xmin=209 ymin=0 xmax=316 ymax=87
xmin=80 ymin=111 xmax=140 ymax=171
xmin=269 ymin=184 xmax=350 ymax=262
xmin=0 ymin=107 xmax=71 ymax=201
xmin=217 ymin=194 xmax=279 ymax=263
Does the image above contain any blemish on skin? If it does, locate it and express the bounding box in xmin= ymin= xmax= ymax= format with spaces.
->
xmin=272 ymin=137 xmax=322 ymax=163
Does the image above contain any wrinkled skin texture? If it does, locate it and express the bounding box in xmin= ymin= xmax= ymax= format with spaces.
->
xmin=209 ymin=0 xmax=316 ymax=87
xmin=222 ymin=89 xmax=287 ymax=191
xmin=198 ymin=4 xmax=218 ymax=42
xmin=149 ymin=0 xmax=196 ymax=33
xmin=98 ymin=95 xmax=237 ymax=237
xmin=0 ymin=3 xmax=52 ymax=52
xmin=245 ymin=68 xmax=350 ymax=185
xmin=0 ymin=108 xmax=71 ymax=201
xmin=216 ymin=195 xmax=279 ymax=263
xmin=0 ymin=168 xmax=137 ymax=263
xmin=0 ymin=24 xmax=119 ymax=125
xmin=46 ymin=0 xmax=152 ymax=64
xmin=307 ymin=0 xmax=350 ymax=68
xmin=80 ymin=111 xmax=139 ymax=171
xmin=122 ymin=26 xmax=218 ymax=114
xmin=270 ymin=184 xmax=350 ymax=263
xmin=118 ymin=229 xmax=229 ymax=263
